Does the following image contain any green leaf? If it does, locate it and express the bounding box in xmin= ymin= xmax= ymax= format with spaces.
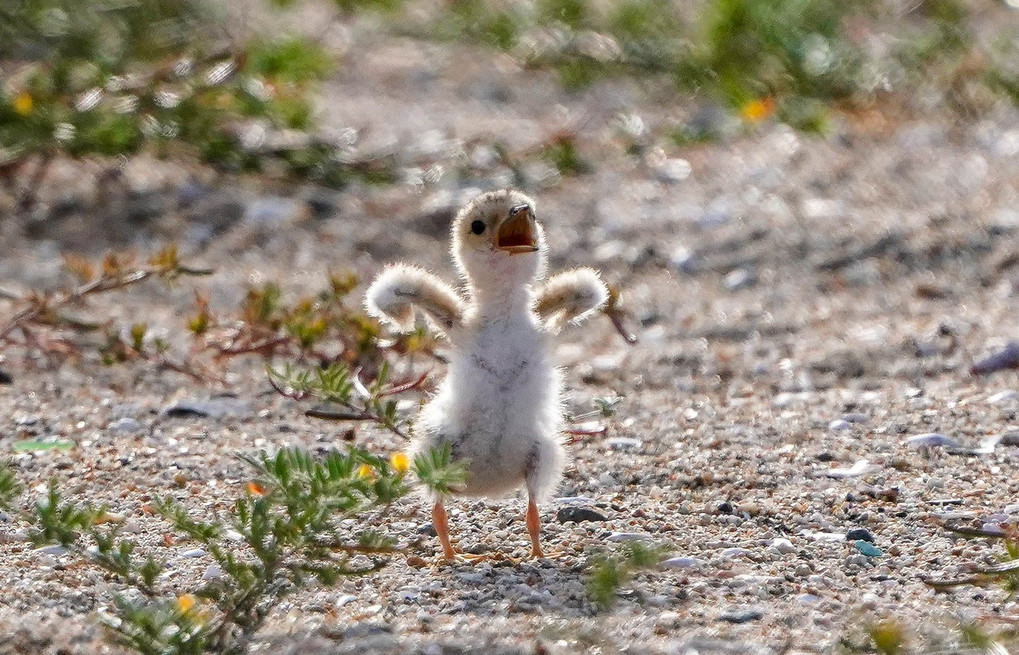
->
xmin=13 ymin=438 xmax=75 ymax=453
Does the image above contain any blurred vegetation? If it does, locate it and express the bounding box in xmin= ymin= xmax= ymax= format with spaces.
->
xmin=422 ymin=0 xmax=1013 ymax=133
xmin=1 ymin=0 xmax=1016 ymax=195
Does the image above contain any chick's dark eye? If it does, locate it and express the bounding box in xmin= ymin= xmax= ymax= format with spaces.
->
xmin=470 ymin=220 xmax=486 ymax=235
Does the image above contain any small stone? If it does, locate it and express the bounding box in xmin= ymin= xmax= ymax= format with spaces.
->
xmin=109 ymin=417 xmax=141 ymax=433
xmin=717 ymin=501 xmax=734 ymax=515
xmin=825 ymin=460 xmax=878 ymax=478
xmin=770 ymin=538 xmax=795 ymax=554
xmin=556 ymin=507 xmax=608 ymax=523
xmin=987 ymin=390 xmax=1017 ymax=404
xmin=406 ymin=555 xmax=427 ymax=568
xmin=336 ymin=594 xmax=357 ymax=607
xmin=606 ymin=437 xmax=642 ymax=451
xmin=828 ymin=420 xmax=851 ymax=431
xmin=906 ymin=433 xmax=958 ymax=448
xmin=846 ymin=528 xmax=875 ymax=543
xmin=723 ymin=268 xmax=756 ymax=292
xmin=180 ymin=548 xmax=206 ymax=558
xmin=999 ymin=431 xmax=1019 ymax=446
xmin=661 ymin=556 xmax=702 ymax=570
xmin=718 ymin=609 xmax=763 ymax=624
xmin=0 ymin=369 xmax=12 ymax=384
xmin=654 ymin=158 xmax=692 ymax=183
xmin=981 ymin=522 xmax=1006 ymax=536
xmin=164 ymin=396 xmax=252 ymax=420
xmin=656 ymin=611 xmax=681 ymax=628
xmin=720 ymin=547 xmax=751 ymax=559
xmin=35 ymin=544 xmax=68 ymax=556
xmin=842 ymin=413 xmax=870 ymax=424
xmin=202 ymin=564 xmax=223 ymax=580
xmin=853 ymin=540 xmax=882 ymax=557
xmin=670 ymin=246 xmax=701 ymax=274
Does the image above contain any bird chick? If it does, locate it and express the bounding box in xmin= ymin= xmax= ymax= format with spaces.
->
xmin=365 ymin=189 xmax=609 ymax=560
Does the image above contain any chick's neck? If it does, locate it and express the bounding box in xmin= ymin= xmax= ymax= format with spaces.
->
xmin=469 ymin=283 xmax=533 ymax=322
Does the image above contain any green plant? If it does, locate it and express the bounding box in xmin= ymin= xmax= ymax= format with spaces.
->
xmin=267 ymin=360 xmax=428 ymax=439
xmin=0 ymin=0 xmax=414 ymax=212
xmin=586 ymin=541 xmax=668 ymax=610
xmin=868 ymin=619 xmax=907 ymax=655
xmin=0 ymin=446 xmax=464 ymax=654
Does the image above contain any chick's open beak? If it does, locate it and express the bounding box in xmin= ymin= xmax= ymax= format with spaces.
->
xmin=495 ymin=204 xmax=539 ymax=254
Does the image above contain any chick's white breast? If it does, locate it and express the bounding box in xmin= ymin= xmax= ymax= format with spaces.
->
xmin=415 ymin=313 xmax=563 ymax=496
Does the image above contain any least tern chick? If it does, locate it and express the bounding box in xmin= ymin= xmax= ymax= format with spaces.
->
xmin=365 ymin=189 xmax=609 ymax=560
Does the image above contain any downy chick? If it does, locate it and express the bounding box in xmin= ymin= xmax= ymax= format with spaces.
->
xmin=365 ymin=189 xmax=608 ymax=560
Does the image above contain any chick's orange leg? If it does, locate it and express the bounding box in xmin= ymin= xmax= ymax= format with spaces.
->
xmin=526 ymin=497 xmax=544 ymax=559
xmin=432 ymin=500 xmax=457 ymax=561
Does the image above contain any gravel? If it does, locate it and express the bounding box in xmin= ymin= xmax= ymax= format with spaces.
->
xmin=1 ymin=17 xmax=1019 ymax=655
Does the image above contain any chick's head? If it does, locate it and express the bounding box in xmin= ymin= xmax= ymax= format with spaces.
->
xmin=451 ymin=189 xmax=547 ymax=291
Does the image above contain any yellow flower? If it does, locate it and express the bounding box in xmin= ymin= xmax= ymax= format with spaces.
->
xmin=740 ymin=97 xmax=775 ymax=123
xmin=177 ymin=594 xmax=197 ymax=613
xmin=356 ymin=463 xmax=374 ymax=479
xmin=13 ymin=92 xmax=33 ymax=116
xmin=389 ymin=452 xmax=409 ymax=475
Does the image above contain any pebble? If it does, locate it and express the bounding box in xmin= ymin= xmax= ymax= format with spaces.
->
xmin=180 ymin=548 xmax=206 ymax=558
xmin=723 ymin=268 xmax=756 ymax=292
xmin=987 ymin=390 xmax=1017 ymax=404
xmin=770 ymin=538 xmax=795 ymax=554
xmin=853 ymin=541 xmax=882 ymax=557
xmin=825 ymin=460 xmax=878 ymax=478
xmin=845 ymin=528 xmax=875 ymax=543
xmin=828 ymin=420 xmax=851 ymax=431
xmin=35 ymin=544 xmax=68 ymax=556
xmin=202 ymin=565 xmax=223 ymax=580
xmin=718 ymin=609 xmax=763 ymax=624
xmin=1000 ymin=431 xmax=1019 ymax=446
xmin=556 ymin=507 xmax=608 ymax=523
xmin=0 ymin=369 xmax=12 ymax=384
xmin=906 ymin=433 xmax=958 ymax=448
xmin=164 ymin=397 xmax=253 ymax=420
xmin=661 ymin=556 xmax=702 ymax=570
xmin=669 ymin=246 xmax=701 ymax=274
xmin=656 ymin=611 xmax=681 ymax=628
xmin=846 ymin=554 xmax=872 ymax=567
xmin=720 ymin=547 xmax=751 ymax=559
xmin=980 ymin=522 xmax=1006 ymax=536
xmin=108 ymin=417 xmax=142 ymax=433
xmin=654 ymin=158 xmax=692 ymax=183
xmin=842 ymin=413 xmax=870 ymax=424
xmin=606 ymin=437 xmax=642 ymax=451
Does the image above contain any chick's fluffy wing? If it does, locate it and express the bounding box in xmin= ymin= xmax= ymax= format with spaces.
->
xmin=365 ymin=264 xmax=465 ymax=333
xmin=532 ymin=268 xmax=609 ymax=333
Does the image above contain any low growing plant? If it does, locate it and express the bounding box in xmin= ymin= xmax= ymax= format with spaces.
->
xmin=0 ymin=445 xmax=465 ymax=654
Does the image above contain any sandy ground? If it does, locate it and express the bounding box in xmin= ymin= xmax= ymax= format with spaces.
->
xmin=2 ymin=21 xmax=1019 ymax=655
